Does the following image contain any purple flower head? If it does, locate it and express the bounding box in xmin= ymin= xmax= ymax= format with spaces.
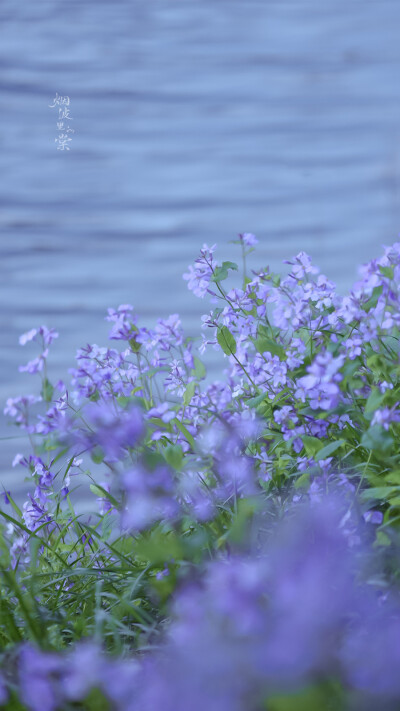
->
xmin=19 ymin=644 xmax=62 ymax=711
xmin=32 ymin=457 xmax=55 ymax=488
xmin=295 ymin=351 xmax=344 ymax=410
xmin=12 ymin=452 xmax=26 ymax=468
xmin=344 ymin=335 xmax=363 ymax=360
xmin=363 ymin=510 xmax=384 ymax=525
xmin=147 ymin=402 xmax=176 ymax=424
xmin=97 ymin=481 xmax=113 ymax=515
xmin=0 ymin=490 xmax=10 ymax=505
xmin=19 ymin=325 xmax=59 ymax=348
xmin=183 ymin=244 xmax=217 ymax=298
xmin=105 ymin=304 xmax=138 ymax=341
xmin=164 ymin=360 xmax=188 ymax=396
xmin=71 ymin=401 xmax=144 ymax=462
xmin=286 ymin=337 xmax=306 ymax=369
xmin=22 ymin=492 xmax=52 ymax=532
xmin=273 ymin=406 xmax=298 ymax=427
xmin=178 ymin=470 xmax=216 ymax=522
xmin=341 ymin=602 xmax=400 ymax=699
xmin=60 ymin=643 xmax=106 ymax=702
xmin=70 ymin=343 xmax=137 ymax=401
xmin=133 ymin=494 xmax=368 ymax=710
xmin=283 ymin=251 xmax=319 ymax=281
xmin=121 ymin=464 xmax=179 ymax=531
xmin=252 ymin=352 xmax=288 ymax=392
xmin=17 ymin=326 xmax=57 ymax=380
xmin=18 ymin=643 xmax=110 ymax=711
xmin=19 ymin=349 xmax=49 ymax=374
xmin=19 ymin=328 xmax=38 ymax=346
xmin=238 ymin=232 xmax=258 ymax=247
xmin=3 ymin=394 xmax=42 ymax=431
xmin=153 ymin=314 xmax=183 ymax=351
xmin=371 ymin=406 xmax=400 ymax=431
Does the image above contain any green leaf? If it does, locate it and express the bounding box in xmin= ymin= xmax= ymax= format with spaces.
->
xmin=294 ymin=471 xmax=311 ymax=489
xmin=89 ymin=484 xmax=106 ymax=499
xmin=82 ymin=688 xmax=110 ymax=711
xmin=253 ymin=337 xmax=285 ymax=360
xmin=301 ymin=435 xmax=324 ymax=457
xmin=183 ymin=381 xmax=196 ymax=406
xmin=41 ymin=378 xmax=54 ymax=403
xmin=164 ymin=444 xmax=183 ymax=471
xmin=89 ymin=485 xmax=119 ymax=507
xmin=222 ymin=260 xmax=238 ymax=271
xmin=90 ymin=446 xmax=104 ymax=464
xmin=193 ymin=356 xmax=206 ymax=380
xmin=315 ymin=439 xmax=345 ymax=461
xmin=210 ymin=261 xmax=238 ymax=283
xmin=173 ymin=419 xmax=195 ymax=449
xmin=364 ymin=388 xmax=386 ymax=415
xmin=247 ymin=392 xmax=268 ymax=409
xmin=129 ymin=325 xmax=141 ymax=352
xmin=375 ymin=530 xmax=391 ymax=547
xmin=385 ymin=470 xmax=400 ymax=485
xmin=268 ymin=684 xmax=339 ymax=711
xmin=134 ymin=530 xmax=183 ymax=565
xmin=379 ymin=265 xmax=394 ymax=280
xmin=361 ymin=425 xmax=394 ymax=454
xmin=361 ymin=285 xmax=383 ymax=312
xmin=217 ymin=326 xmax=237 ymax=355
xmin=226 ymin=498 xmax=259 ymax=544
xmin=360 ymin=486 xmax=398 ymax=502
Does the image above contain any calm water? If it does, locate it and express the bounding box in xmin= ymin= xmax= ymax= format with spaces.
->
xmin=1 ymin=0 xmax=400 ymax=497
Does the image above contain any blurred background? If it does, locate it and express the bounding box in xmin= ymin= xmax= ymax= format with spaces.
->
xmin=1 ymin=0 xmax=400 ymax=495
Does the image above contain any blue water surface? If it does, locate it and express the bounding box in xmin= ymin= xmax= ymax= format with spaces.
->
xmin=1 ymin=0 xmax=400 ymax=494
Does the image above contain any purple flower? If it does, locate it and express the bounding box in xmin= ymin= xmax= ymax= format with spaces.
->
xmin=343 ymin=335 xmax=363 ymax=360
xmin=19 ymin=644 xmax=61 ymax=711
xmin=251 ymin=352 xmax=288 ymax=394
xmin=3 ymin=395 xmax=42 ymax=431
xmin=183 ymin=244 xmax=217 ymax=298
xmin=371 ymin=406 xmax=400 ymax=430
xmin=0 ymin=490 xmax=11 ymax=505
xmin=22 ymin=493 xmax=52 ymax=532
xmin=97 ymin=481 xmax=113 ymax=515
xmin=341 ymin=604 xmax=400 ymax=698
xmin=273 ymin=406 xmax=297 ymax=426
xmin=164 ymin=360 xmax=188 ymax=396
xmin=121 ymin=464 xmax=179 ymax=531
xmin=363 ymin=510 xmax=383 ymax=525
xmin=105 ymin=304 xmax=138 ymax=341
xmin=19 ymin=326 xmax=59 ymax=347
xmin=178 ymin=470 xmax=216 ymax=522
xmin=283 ymin=251 xmax=319 ymax=280
xmin=147 ymin=402 xmax=176 ymax=423
xmin=156 ymin=566 xmax=170 ymax=580
xmin=17 ymin=325 xmax=58 ymax=380
xmin=153 ymin=314 xmax=183 ymax=350
xmin=19 ymin=350 xmax=49 ymax=374
xmin=69 ymin=401 xmax=144 ymax=461
xmin=19 ymin=328 xmax=38 ymax=346
xmin=238 ymin=232 xmax=258 ymax=247
xmin=295 ymin=351 xmax=344 ymax=411
xmin=379 ymin=381 xmax=394 ymax=394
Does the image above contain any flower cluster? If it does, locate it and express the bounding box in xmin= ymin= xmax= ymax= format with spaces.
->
xmin=2 ymin=236 xmax=400 ymax=709
xmin=7 ymin=494 xmax=400 ymax=711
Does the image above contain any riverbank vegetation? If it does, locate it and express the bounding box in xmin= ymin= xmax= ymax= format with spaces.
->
xmin=1 ymin=235 xmax=400 ymax=709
